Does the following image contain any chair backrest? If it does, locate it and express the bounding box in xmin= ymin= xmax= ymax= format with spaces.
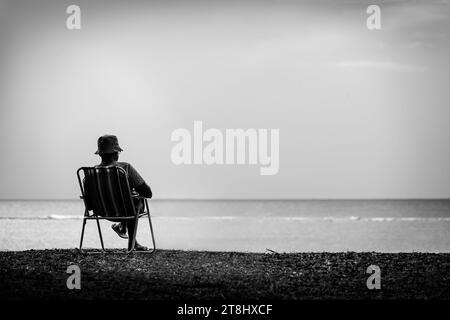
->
xmin=77 ymin=166 xmax=136 ymax=218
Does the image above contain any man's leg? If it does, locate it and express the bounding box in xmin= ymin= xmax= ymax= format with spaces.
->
xmin=125 ymin=198 xmax=147 ymax=250
xmin=111 ymin=221 xmax=128 ymax=239
xmin=126 ymin=218 xmax=149 ymax=251
xmin=126 ymin=219 xmax=137 ymax=251
xmin=134 ymin=198 xmax=144 ymax=215
xmin=118 ymin=222 xmax=127 ymax=233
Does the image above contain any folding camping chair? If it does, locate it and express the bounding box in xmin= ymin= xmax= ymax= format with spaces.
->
xmin=76 ymin=166 xmax=156 ymax=253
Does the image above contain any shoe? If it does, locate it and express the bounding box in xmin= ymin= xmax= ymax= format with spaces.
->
xmin=134 ymin=241 xmax=149 ymax=251
xmin=112 ymin=223 xmax=128 ymax=239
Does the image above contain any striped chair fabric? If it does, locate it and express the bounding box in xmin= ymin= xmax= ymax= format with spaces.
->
xmin=82 ymin=167 xmax=136 ymax=218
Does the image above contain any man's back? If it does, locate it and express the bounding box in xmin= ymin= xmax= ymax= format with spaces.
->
xmin=95 ymin=161 xmax=150 ymax=196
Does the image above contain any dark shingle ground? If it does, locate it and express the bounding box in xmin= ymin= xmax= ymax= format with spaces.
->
xmin=0 ymin=249 xmax=449 ymax=300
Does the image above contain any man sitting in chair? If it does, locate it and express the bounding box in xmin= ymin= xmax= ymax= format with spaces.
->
xmin=95 ymin=134 xmax=152 ymax=251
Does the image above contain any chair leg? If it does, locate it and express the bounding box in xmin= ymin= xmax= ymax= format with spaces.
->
xmin=95 ymin=216 xmax=105 ymax=250
xmin=147 ymin=213 xmax=156 ymax=251
xmin=144 ymin=200 xmax=156 ymax=252
xmin=79 ymin=218 xmax=87 ymax=251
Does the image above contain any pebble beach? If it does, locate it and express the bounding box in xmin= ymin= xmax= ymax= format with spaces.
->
xmin=0 ymin=249 xmax=449 ymax=300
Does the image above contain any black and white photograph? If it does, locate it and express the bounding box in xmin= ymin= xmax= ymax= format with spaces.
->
xmin=0 ymin=0 xmax=449 ymax=317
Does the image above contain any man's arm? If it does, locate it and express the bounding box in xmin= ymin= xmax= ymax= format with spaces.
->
xmin=127 ymin=163 xmax=153 ymax=198
xmin=135 ymin=182 xmax=152 ymax=199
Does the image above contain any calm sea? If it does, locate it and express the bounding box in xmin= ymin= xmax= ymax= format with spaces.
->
xmin=1 ymin=199 xmax=449 ymax=252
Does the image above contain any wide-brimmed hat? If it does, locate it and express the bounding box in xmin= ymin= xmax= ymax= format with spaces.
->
xmin=95 ymin=135 xmax=123 ymax=155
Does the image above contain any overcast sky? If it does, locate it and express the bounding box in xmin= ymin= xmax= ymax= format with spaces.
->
xmin=1 ymin=0 xmax=450 ymax=199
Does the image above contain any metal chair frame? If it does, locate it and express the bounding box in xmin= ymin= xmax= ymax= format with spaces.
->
xmin=76 ymin=166 xmax=156 ymax=254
